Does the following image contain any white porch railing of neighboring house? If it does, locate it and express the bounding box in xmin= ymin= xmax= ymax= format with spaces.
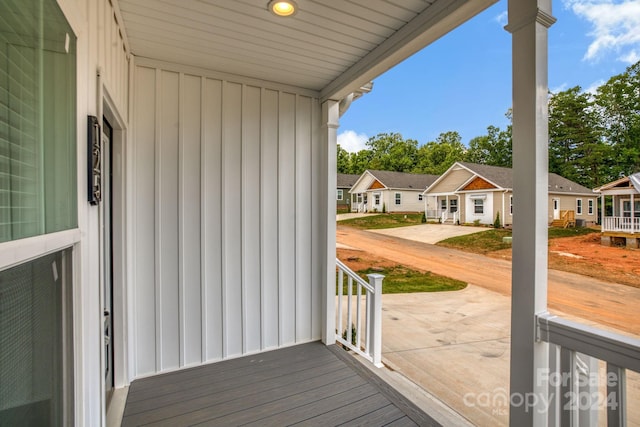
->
xmin=537 ymin=312 xmax=640 ymax=425
xmin=602 ymin=216 xmax=640 ymax=233
xmin=440 ymin=211 xmax=459 ymax=224
xmin=335 ymin=259 xmax=383 ymax=368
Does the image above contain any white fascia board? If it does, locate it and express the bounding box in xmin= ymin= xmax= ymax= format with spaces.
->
xmin=320 ymin=0 xmax=497 ymax=102
xmin=592 ymin=188 xmax=638 ymax=196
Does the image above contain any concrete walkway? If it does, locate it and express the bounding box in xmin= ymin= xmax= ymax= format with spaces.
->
xmin=370 ymin=223 xmax=489 ymax=244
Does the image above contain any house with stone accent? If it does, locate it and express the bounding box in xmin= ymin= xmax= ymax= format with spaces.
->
xmin=595 ymin=173 xmax=640 ymax=248
xmin=349 ymin=170 xmax=439 ymax=213
xmin=423 ymin=162 xmax=596 ymax=227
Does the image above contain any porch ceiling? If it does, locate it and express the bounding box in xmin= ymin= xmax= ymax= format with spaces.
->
xmin=117 ymin=0 xmax=496 ymax=99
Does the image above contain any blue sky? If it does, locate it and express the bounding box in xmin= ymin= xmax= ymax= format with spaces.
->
xmin=338 ymin=0 xmax=640 ymax=152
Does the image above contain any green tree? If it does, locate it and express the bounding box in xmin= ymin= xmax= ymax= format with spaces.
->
xmin=348 ymin=149 xmax=374 ymax=174
xmin=413 ymin=131 xmax=465 ymax=174
xmin=595 ymin=60 xmax=640 ymax=177
xmin=337 ymin=144 xmax=351 ymax=174
xmin=548 ymin=86 xmax=609 ymax=188
xmin=365 ymin=132 xmax=418 ymax=172
xmin=465 ymin=124 xmax=512 ymax=167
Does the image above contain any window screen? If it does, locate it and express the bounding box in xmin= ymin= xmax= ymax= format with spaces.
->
xmin=0 ymin=248 xmax=73 ymax=426
xmin=0 ymin=0 xmax=77 ymax=243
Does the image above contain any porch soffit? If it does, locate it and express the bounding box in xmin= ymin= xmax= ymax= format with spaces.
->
xmin=116 ymin=0 xmax=497 ymax=99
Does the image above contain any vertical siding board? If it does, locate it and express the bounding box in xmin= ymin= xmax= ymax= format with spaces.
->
xmin=182 ymin=74 xmax=203 ymax=365
xmin=159 ymin=70 xmax=180 ymax=370
xmin=260 ymin=89 xmax=279 ymax=349
xmin=222 ymin=82 xmax=243 ymax=357
xmin=278 ymin=92 xmax=296 ymax=345
xmin=133 ymin=66 xmax=157 ymax=376
xmin=242 ymin=86 xmax=262 ymax=353
xmin=295 ymin=96 xmax=312 ymax=341
xmin=202 ymin=78 xmax=223 ymax=361
xmin=310 ymin=99 xmax=323 ymax=339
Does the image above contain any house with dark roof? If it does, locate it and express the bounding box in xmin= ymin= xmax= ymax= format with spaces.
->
xmin=594 ymin=173 xmax=640 ymax=248
xmin=336 ymin=173 xmax=360 ymax=212
xmin=424 ymin=162 xmax=596 ymax=226
xmin=349 ymin=170 xmax=439 ymax=213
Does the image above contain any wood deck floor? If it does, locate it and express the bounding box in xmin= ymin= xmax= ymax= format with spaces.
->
xmin=121 ymin=341 xmax=437 ymax=426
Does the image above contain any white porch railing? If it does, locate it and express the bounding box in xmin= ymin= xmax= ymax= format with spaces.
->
xmin=335 ymin=258 xmax=383 ymax=368
xmin=603 ymin=216 xmax=640 ymax=233
xmin=537 ymin=312 xmax=640 ymax=426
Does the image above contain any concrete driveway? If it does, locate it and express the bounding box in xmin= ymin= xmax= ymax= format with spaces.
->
xmin=369 ymin=223 xmax=489 ymax=244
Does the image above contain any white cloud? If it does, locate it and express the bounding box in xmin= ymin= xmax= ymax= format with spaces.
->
xmin=584 ymin=78 xmax=606 ymax=94
xmin=495 ymin=10 xmax=508 ymax=27
xmin=337 ymin=130 xmax=368 ymax=153
xmin=563 ymin=0 xmax=640 ymax=64
xmin=550 ymin=83 xmax=569 ymax=93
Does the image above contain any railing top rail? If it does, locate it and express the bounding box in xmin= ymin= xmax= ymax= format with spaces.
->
xmin=336 ymin=258 xmax=374 ymax=292
xmin=537 ymin=312 xmax=640 ymax=373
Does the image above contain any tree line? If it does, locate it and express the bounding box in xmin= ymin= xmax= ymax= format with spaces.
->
xmin=338 ymin=60 xmax=640 ymax=189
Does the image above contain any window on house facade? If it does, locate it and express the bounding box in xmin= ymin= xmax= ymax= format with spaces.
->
xmin=576 ymin=199 xmax=583 ymax=215
xmin=510 ymin=196 xmax=513 ymax=215
xmin=374 ymin=193 xmax=380 ymax=206
xmin=0 ymin=0 xmax=77 ymax=243
xmin=441 ymin=199 xmax=447 ymax=210
xmin=588 ymin=199 xmax=594 ymax=215
xmin=395 ymin=193 xmax=401 ymax=205
xmin=337 ymin=189 xmax=343 ymax=201
xmin=474 ymin=199 xmax=484 ymax=214
xmin=450 ymin=199 xmax=457 ymax=213
xmin=418 ymin=194 xmax=423 ymax=201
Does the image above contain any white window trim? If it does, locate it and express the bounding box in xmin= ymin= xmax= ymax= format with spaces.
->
xmin=0 ymin=229 xmax=81 ymax=271
xmin=418 ymin=194 xmax=423 ymax=201
xmin=395 ymin=192 xmax=402 ymax=205
xmin=576 ymin=198 xmax=583 ymax=215
xmin=337 ymin=189 xmax=343 ymax=201
xmin=587 ymin=198 xmax=594 ymax=215
xmin=510 ymin=195 xmax=513 ymax=216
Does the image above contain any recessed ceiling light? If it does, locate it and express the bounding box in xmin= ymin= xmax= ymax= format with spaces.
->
xmin=268 ymin=0 xmax=297 ymax=17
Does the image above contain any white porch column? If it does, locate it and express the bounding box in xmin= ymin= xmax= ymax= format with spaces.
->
xmin=601 ymin=194 xmax=605 ymax=230
xmin=506 ymin=1 xmax=555 ymax=425
xmin=321 ymin=99 xmax=340 ymax=345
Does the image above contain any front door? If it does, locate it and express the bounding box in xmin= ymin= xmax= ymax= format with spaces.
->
xmin=102 ymin=118 xmax=114 ymax=405
xmin=553 ymin=199 xmax=560 ymax=220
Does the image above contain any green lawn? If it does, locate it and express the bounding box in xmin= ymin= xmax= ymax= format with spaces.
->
xmin=340 ymin=265 xmax=466 ymax=294
xmin=338 ymin=213 xmax=424 ymax=229
xmin=437 ymin=227 xmax=600 ymax=254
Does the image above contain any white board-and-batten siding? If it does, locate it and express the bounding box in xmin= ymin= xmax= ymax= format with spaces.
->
xmin=131 ymin=63 xmax=323 ymax=378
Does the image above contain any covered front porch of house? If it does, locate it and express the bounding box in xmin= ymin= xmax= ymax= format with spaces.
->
xmin=597 ymin=174 xmax=640 ymax=248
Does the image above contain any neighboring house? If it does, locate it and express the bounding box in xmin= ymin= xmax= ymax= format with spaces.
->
xmin=595 ymin=173 xmax=640 ymax=248
xmin=423 ymin=162 xmax=596 ymax=226
xmin=1 ymin=0 xmax=629 ymax=426
xmin=349 ymin=170 xmax=439 ymax=213
xmin=337 ymin=173 xmax=360 ymax=212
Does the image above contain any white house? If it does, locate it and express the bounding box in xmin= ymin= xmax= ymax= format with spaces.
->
xmin=1 ymin=0 xmax=636 ymax=426
xmin=424 ymin=162 xmax=596 ymax=226
xmin=349 ymin=170 xmax=439 ymax=213
xmin=595 ymin=173 xmax=640 ymax=248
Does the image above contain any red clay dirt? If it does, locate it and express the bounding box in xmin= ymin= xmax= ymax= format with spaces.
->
xmin=489 ymin=232 xmax=640 ymax=288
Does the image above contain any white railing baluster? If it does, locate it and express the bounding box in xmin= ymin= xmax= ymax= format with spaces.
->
xmin=537 ymin=313 xmax=640 ymax=426
xmin=335 ymin=259 xmax=384 ymax=368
